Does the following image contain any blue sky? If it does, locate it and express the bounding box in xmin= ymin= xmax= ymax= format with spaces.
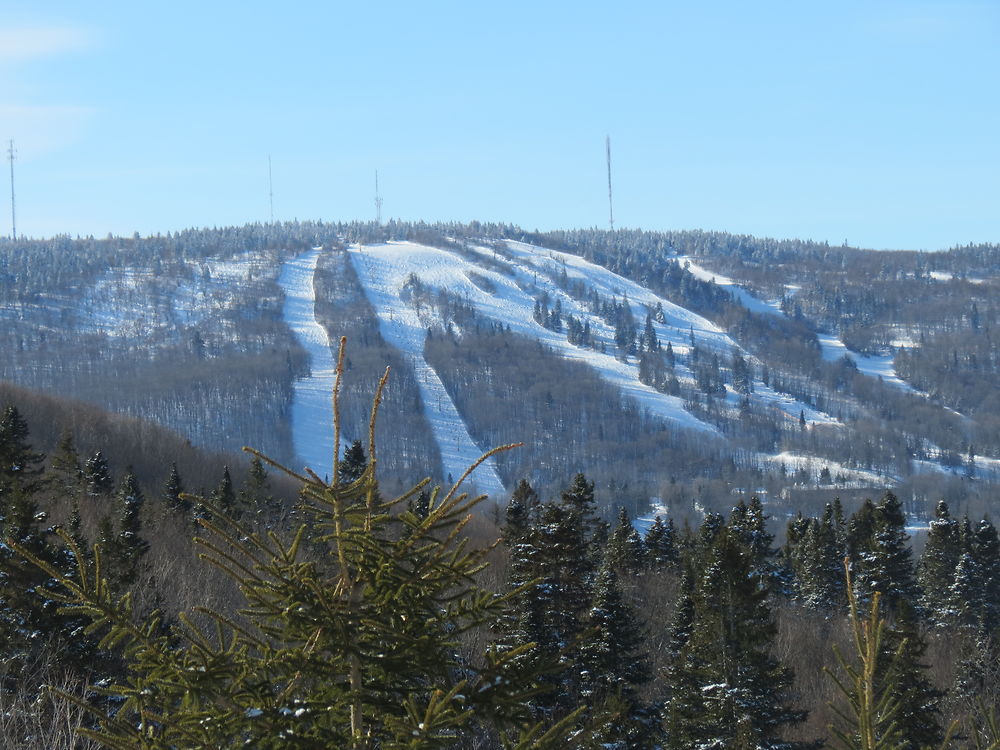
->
xmin=3 ymin=1 xmax=999 ymax=249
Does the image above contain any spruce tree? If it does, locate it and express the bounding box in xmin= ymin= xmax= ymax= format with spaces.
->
xmin=606 ymin=506 xmax=645 ymax=573
xmin=850 ymin=493 xmax=916 ymax=610
xmin=666 ymin=526 xmax=808 ymax=748
xmin=211 ymin=465 xmax=236 ymax=513
xmin=0 ymin=404 xmax=46 ymax=499
xmin=878 ymin=601 xmax=943 ymax=750
xmin=578 ymin=563 xmax=653 ymax=748
xmin=13 ymin=346 xmax=583 ymax=749
xmin=84 ymin=451 xmax=114 ymax=502
xmin=237 ymin=456 xmax=278 ymax=521
xmin=643 ymin=515 xmax=677 ymax=568
xmin=162 ymin=462 xmax=187 ymax=513
xmin=338 ymin=439 xmax=368 ymax=485
xmin=49 ymin=429 xmax=85 ymax=502
xmin=917 ymin=500 xmax=960 ymax=623
xmin=971 ymin=518 xmax=1000 ymax=629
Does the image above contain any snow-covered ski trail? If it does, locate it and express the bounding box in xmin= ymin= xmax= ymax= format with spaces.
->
xmin=278 ymin=248 xmax=342 ymax=481
xmin=347 ymin=245 xmax=507 ymax=497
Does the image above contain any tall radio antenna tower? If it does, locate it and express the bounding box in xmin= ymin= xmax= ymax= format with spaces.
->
xmin=374 ymin=170 xmax=383 ymax=225
xmin=7 ymin=140 xmax=15 ymax=241
xmin=606 ymin=135 xmax=614 ymax=232
xmin=268 ymin=155 xmax=274 ymax=223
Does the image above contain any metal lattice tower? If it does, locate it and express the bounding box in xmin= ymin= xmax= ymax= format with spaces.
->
xmin=375 ymin=170 xmax=383 ymax=225
xmin=268 ymin=155 xmax=274 ymax=223
xmin=7 ymin=140 xmax=15 ymax=241
xmin=606 ymin=135 xmax=614 ymax=232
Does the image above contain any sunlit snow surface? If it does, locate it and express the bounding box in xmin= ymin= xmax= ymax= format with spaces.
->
xmin=278 ymin=248 xmax=341 ymax=481
xmin=347 ymin=244 xmax=506 ymax=496
xmin=816 ymin=334 xmax=917 ymax=393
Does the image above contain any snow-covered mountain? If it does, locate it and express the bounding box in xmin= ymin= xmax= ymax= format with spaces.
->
xmin=3 ymin=222 xmax=998 ymax=518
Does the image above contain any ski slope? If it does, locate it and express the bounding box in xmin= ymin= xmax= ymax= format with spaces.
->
xmin=817 ymin=334 xmax=917 ymax=393
xmin=343 ymin=240 xmax=847 ymax=483
xmin=348 ymin=244 xmax=506 ymax=496
xmin=278 ymin=248 xmax=343 ymax=481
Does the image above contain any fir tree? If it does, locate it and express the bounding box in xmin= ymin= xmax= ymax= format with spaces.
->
xmin=879 ymin=601 xmax=943 ymax=750
xmin=13 ymin=345 xmax=583 ymax=749
xmin=0 ymin=404 xmax=46 ymax=499
xmin=917 ymin=499 xmax=961 ymax=623
xmin=237 ymin=456 xmax=277 ymax=521
xmin=338 ymin=439 xmax=368 ymax=485
xmin=667 ymin=526 xmax=808 ymax=748
xmin=84 ymin=451 xmax=114 ymax=502
xmin=105 ymin=470 xmax=150 ymax=587
xmin=49 ymin=429 xmax=84 ymax=502
xmin=850 ymin=493 xmax=916 ymax=610
xmin=211 ymin=465 xmax=236 ymax=513
xmin=970 ymin=518 xmax=1000 ymax=629
xmin=606 ymin=506 xmax=645 ymax=573
xmin=643 ymin=515 xmax=677 ymax=568
xmin=578 ymin=563 xmax=653 ymax=747
xmin=163 ymin=462 xmax=187 ymax=513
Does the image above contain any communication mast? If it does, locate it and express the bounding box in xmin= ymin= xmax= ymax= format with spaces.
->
xmin=268 ymin=155 xmax=274 ymax=223
xmin=7 ymin=140 xmax=15 ymax=241
xmin=374 ymin=170 xmax=383 ymax=225
xmin=606 ymin=135 xmax=614 ymax=232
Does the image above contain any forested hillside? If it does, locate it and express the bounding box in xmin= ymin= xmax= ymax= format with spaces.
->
xmin=2 ymin=221 xmax=999 ymax=521
xmin=1 ymin=382 xmax=998 ymax=747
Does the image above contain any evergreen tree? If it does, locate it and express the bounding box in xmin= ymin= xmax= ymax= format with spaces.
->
xmin=163 ymin=462 xmax=187 ymax=513
xmin=103 ymin=470 xmax=150 ymax=588
xmin=850 ymin=493 xmax=916 ymax=610
xmin=212 ymin=465 xmax=236 ymax=513
xmin=878 ymin=601 xmax=943 ymax=750
xmin=917 ymin=499 xmax=961 ymax=622
xmin=503 ymin=479 xmax=538 ymax=547
xmin=49 ymin=429 xmax=84 ymax=502
xmin=666 ymin=527 xmax=808 ymax=748
xmin=237 ymin=456 xmax=277 ymax=521
xmin=643 ymin=515 xmax=677 ymax=568
xmin=606 ymin=506 xmax=645 ymax=573
xmin=970 ymin=518 xmax=1000 ymax=629
xmin=663 ymin=570 xmax=701 ymax=749
xmin=13 ymin=368 xmax=584 ymax=748
xmin=729 ymin=495 xmax=780 ymax=589
xmin=339 ymin=439 xmax=368 ymax=485
xmin=578 ymin=563 xmax=653 ymax=747
xmin=0 ymin=404 xmax=46 ymax=499
xmin=84 ymin=451 xmax=114 ymax=502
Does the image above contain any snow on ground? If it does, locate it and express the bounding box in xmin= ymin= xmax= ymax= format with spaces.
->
xmin=278 ymin=248 xmax=345 ymax=481
xmin=816 ymin=334 xmax=917 ymax=393
xmin=668 ymin=255 xmax=922 ymax=400
xmin=768 ymin=451 xmax=891 ymax=486
xmin=172 ymin=251 xmax=271 ymax=326
xmin=501 ymin=242 xmax=840 ymax=428
xmin=674 ymin=255 xmax=785 ymax=316
xmin=78 ymin=267 xmax=164 ymax=338
xmin=347 ymin=243 xmax=507 ymax=496
xmin=341 ymin=240 xmax=852 ymax=489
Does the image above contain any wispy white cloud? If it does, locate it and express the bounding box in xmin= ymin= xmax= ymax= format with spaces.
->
xmin=0 ymin=26 xmax=95 ymax=63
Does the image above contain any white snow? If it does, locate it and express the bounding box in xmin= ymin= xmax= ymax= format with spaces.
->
xmin=278 ymin=248 xmax=344 ymax=481
xmin=340 ymin=240 xmax=857 ymax=492
xmin=675 ymin=255 xmax=785 ymax=316
xmin=768 ymin=451 xmax=891 ymax=486
xmin=348 ymin=243 xmax=507 ymax=496
xmin=816 ymin=334 xmax=917 ymax=393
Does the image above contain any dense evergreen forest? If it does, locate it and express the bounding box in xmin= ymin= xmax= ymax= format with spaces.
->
xmin=1 ymin=381 xmax=999 ymax=747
